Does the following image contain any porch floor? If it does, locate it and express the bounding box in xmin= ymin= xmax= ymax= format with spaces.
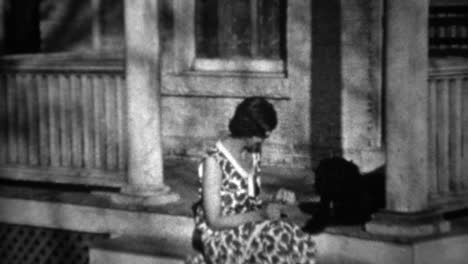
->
xmin=2 ymin=159 xmax=467 ymax=245
xmin=2 ymin=160 xmax=468 ymax=264
xmin=0 ymin=158 xmax=317 ymax=218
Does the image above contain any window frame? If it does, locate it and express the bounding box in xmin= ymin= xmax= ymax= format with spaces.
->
xmin=193 ymin=0 xmax=286 ymax=73
xmin=193 ymin=58 xmax=284 ymax=73
xmin=161 ymin=0 xmax=309 ymax=99
xmin=173 ymin=0 xmax=287 ymax=74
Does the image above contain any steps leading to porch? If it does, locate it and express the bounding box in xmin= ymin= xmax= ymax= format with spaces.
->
xmin=3 ymin=158 xmax=468 ymax=264
xmin=90 ymin=234 xmax=199 ymax=264
xmin=88 ymin=214 xmax=468 ymax=264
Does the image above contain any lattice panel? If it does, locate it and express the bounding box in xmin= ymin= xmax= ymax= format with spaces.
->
xmin=0 ymin=223 xmax=108 ymax=264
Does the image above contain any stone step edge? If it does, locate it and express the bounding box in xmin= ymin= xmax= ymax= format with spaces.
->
xmin=90 ymin=234 xmax=200 ymax=260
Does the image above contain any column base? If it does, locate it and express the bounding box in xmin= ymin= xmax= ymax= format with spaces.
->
xmin=365 ymin=210 xmax=451 ymax=238
xmin=99 ymin=184 xmax=180 ymax=206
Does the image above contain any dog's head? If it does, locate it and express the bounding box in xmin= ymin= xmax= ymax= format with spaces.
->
xmin=314 ymin=157 xmax=361 ymax=202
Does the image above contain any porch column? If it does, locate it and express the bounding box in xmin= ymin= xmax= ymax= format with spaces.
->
xmin=365 ymin=0 xmax=450 ymax=236
xmin=120 ymin=0 xmax=179 ymax=204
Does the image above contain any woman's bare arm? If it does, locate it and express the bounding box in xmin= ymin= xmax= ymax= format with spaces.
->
xmin=202 ymin=156 xmax=269 ymax=230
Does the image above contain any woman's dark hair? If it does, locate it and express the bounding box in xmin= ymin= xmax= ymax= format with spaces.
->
xmin=229 ymin=97 xmax=277 ymax=138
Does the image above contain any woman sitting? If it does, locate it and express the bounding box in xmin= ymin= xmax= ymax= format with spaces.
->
xmin=188 ymin=97 xmax=316 ymax=264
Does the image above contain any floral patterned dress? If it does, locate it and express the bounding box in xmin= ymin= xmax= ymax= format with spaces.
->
xmin=187 ymin=141 xmax=316 ymax=264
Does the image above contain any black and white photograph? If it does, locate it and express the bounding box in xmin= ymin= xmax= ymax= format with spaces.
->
xmin=0 ymin=0 xmax=467 ymax=263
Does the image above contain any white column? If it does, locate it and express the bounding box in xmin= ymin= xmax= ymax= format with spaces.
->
xmin=384 ymin=0 xmax=430 ymax=212
xmin=121 ymin=0 xmax=178 ymax=204
xmin=366 ymin=0 xmax=450 ymax=237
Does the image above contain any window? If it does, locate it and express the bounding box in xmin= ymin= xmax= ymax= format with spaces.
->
xmin=194 ymin=0 xmax=286 ymax=72
xmin=171 ymin=0 xmax=287 ymax=74
xmin=165 ymin=0 xmax=310 ymax=98
xmin=3 ymin=0 xmax=41 ymax=54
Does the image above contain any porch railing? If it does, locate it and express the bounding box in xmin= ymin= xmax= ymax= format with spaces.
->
xmin=429 ymin=1 xmax=468 ymax=56
xmin=1 ymin=53 xmax=468 ymax=206
xmin=0 ymin=54 xmax=127 ymax=187
xmin=428 ymin=65 xmax=468 ymax=209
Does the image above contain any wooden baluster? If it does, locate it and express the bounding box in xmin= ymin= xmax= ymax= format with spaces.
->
xmin=17 ymin=74 xmax=28 ymax=165
xmin=437 ymin=78 xmax=450 ymax=195
xmin=0 ymin=74 xmax=7 ymax=164
xmin=59 ymin=75 xmax=71 ymax=167
xmin=38 ymin=74 xmax=50 ymax=167
xmin=93 ymin=75 xmax=103 ymax=169
xmin=461 ymin=25 xmax=467 ymax=39
xmin=26 ymin=74 xmax=39 ymax=166
xmin=428 ymin=78 xmax=438 ymax=196
xmin=116 ymin=75 xmax=126 ymax=171
xmin=48 ymin=75 xmax=60 ymax=167
xmin=100 ymin=76 xmax=107 ymax=171
xmin=450 ymin=77 xmax=463 ymax=192
xmin=439 ymin=26 xmax=446 ymax=51
xmin=104 ymin=75 xmax=117 ymax=171
xmin=103 ymin=75 xmax=110 ymax=170
xmin=70 ymin=74 xmax=83 ymax=168
xmin=6 ymin=74 xmax=17 ymax=164
xmin=81 ymin=75 xmax=93 ymax=169
xmin=463 ymin=77 xmax=468 ymax=190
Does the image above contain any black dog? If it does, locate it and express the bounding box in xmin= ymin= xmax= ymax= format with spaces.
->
xmin=302 ymin=157 xmax=384 ymax=233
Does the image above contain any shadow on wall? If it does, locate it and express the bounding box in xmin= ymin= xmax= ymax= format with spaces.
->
xmin=310 ymin=0 xmax=343 ymax=167
xmin=2 ymin=0 xmax=124 ymax=54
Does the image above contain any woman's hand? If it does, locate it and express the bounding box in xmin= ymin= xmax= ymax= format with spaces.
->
xmin=274 ymin=188 xmax=297 ymax=205
xmin=264 ymin=203 xmax=286 ymax=220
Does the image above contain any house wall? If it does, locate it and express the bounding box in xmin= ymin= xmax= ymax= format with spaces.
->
xmin=159 ymin=0 xmax=314 ymax=169
xmin=159 ymin=0 xmax=384 ymax=172
xmin=1 ymin=0 xmax=385 ymax=172
xmin=340 ymin=0 xmax=385 ymax=172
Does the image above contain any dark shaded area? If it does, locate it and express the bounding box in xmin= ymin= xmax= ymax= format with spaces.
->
xmin=2 ymin=0 xmax=124 ymax=54
xmin=195 ymin=0 xmax=286 ymax=59
xmin=3 ymin=0 xmax=41 ymax=54
xmin=99 ymin=0 xmax=124 ymax=50
xmin=445 ymin=208 xmax=468 ymax=221
xmin=195 ymin=0 xmax=219 ymax=57
xmin=429 ymin=5 xmax=468 ymax=57
xmin=302 ymin=157 xmax=385 ymax=234
xmin=191 ymin=201 xmax=204 ymax=253
xmin=309 ymin=0 xmax=343 ymax=166
xmin=0 ymin=178 xmax=119 ymax=193
xmin=39 ymin=0 xmax=93 ymax=52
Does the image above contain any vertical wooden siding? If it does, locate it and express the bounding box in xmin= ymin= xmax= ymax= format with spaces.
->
xmin=428 ymin=66 xmax=468 ymax=205
xmin=0 ymin=58 xmax=126 ymax=186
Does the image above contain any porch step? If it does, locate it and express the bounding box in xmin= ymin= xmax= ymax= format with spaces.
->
xmin=314 ymin=216 xmax=468 ymax=264
xmin=89 ymin=220 xmax=468 ymax=264
xmin=90 ymin=235 xmax=200 ymax=264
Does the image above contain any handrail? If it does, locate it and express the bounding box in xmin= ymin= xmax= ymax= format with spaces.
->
xmin=0 ymin=53 xmax=124 ymax=73
xmin=429 ymin=66 xmax=468 ymax=76
xmin=431 ymin=0 xmax=468 ymax=7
